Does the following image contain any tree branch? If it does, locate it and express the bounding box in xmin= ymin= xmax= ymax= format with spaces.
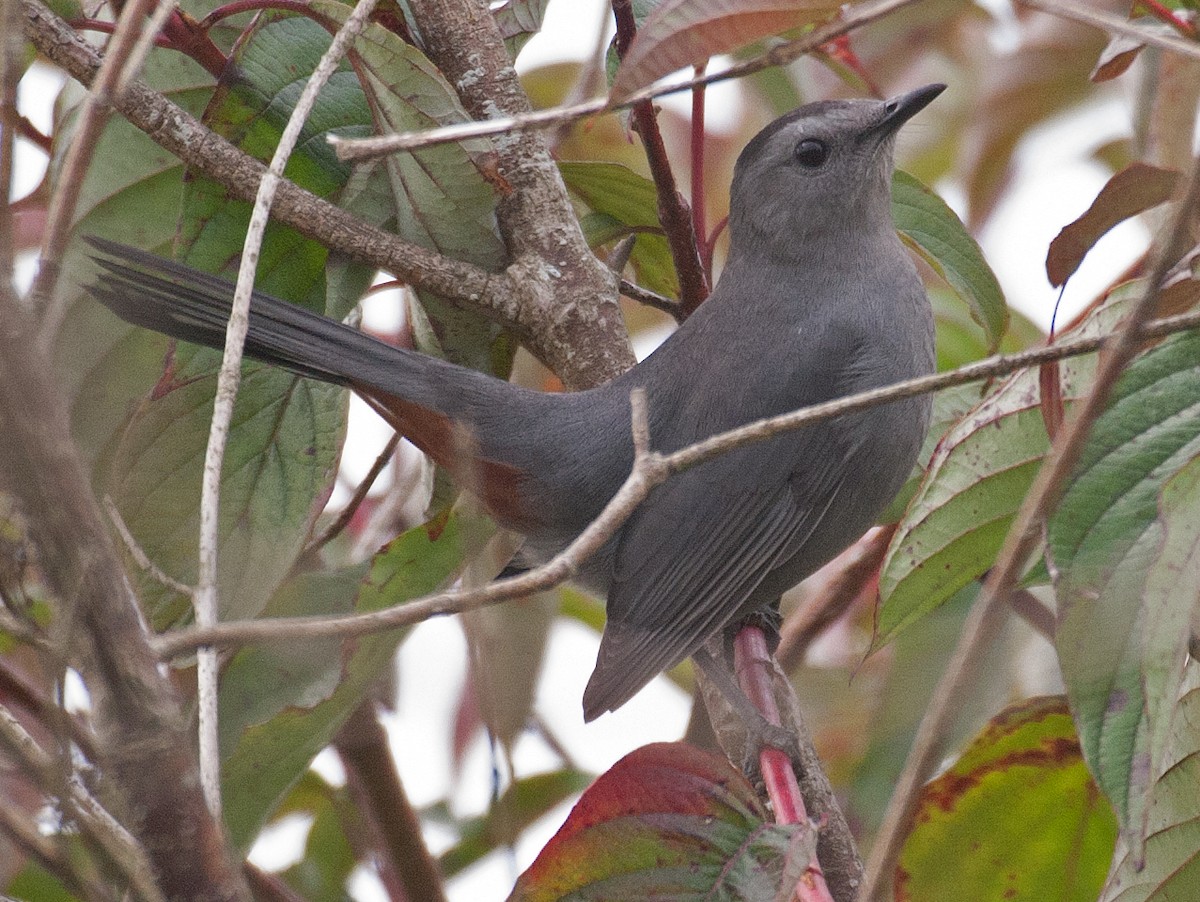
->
xmin=18 ymin=0 xmax=624 ymax=388
xmin=330 ymin=0 xmax=928 ymax=158
xmin=404 ymin=0 xmax=633 ymax=388
xmin=1019 ymin=0 xmax=1200 ymax=60
xmin=334 ymin=702 xmax=447 ymax=902
xmin=0 ymin=280 xmax=248 ymax=900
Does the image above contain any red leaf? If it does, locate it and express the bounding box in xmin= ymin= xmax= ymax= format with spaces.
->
xmin=610 ymin=0 xmax=840 ymax=101
xmin=511 ymin=742 xmax=814 ymax=901
xmin=1046 ymin=162 xmax=1181 ymax=288
xmin=1039 ymin=358 xmax=1063 ymax=441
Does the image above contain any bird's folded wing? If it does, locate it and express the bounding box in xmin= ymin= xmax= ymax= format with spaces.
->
xmin=582 ymin=436 xmax=843 ymax=718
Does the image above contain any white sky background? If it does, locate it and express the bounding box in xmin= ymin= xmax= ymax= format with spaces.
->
xmin=10 ymin=1 xmax=1165 ymax=899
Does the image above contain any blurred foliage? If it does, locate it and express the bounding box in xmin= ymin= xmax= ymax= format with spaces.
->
xmin=8 ymin=0 xmax=1200 ymax=900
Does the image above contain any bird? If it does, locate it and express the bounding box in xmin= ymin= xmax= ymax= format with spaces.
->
xmin=86 ymin=83 xmax=942 ymax=722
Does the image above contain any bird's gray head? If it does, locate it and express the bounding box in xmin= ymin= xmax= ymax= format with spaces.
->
xmin=728 ymin=84 xmax=945 ymax=257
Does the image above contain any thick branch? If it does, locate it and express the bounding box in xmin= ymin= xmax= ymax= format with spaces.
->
xmin=0 ymin=288 xmax=248 ymax=898
xmin=19 ymin=0 xmax=624 ymax=388
xmin=334 ymin=703 xmax=447 ymax=902
xmin=404 ymin=0 xmax=633 ymax=388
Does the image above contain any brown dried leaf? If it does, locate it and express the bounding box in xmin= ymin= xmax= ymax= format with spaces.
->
xmin=1090 ymin=33 xmax=1143 ymax=82
xmin=1046 ymin=162 xmax=1181 ymax=287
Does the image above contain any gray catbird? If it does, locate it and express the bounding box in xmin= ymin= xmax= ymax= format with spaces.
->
xmin=86 ymin=83 xmax=942 ymax=722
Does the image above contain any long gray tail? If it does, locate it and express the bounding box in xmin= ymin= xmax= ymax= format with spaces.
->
xmin=84 ymin=237 xmax=461 ymax=411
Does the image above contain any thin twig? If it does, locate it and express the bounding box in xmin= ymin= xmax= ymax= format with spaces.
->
xmin=115 ymin=0 xmax=178 ymax=95
xmin=1 ymin=0 xmax=20 ymax=276
xmin=192 ymin=0 xmax=382 ymax=819
xmin=104 ymin=495 xmax=195 ymax=597
xmin=619 ymin=276 xmax=682 ymax=319
xmin=611 ymin=0 xmax=708 ymax=314
xmin=306 ymin=432 xmax=402 ymax=555
xmin=0 ymin=704 xmax=167 ymax=902
xmin=330 ymin=0 xmax=927 ymax=161
xmin=1019 ymin=0 xmax=1200 ymax=59
xmin=0 ymin=660 xmax=101 ymax=763
xmin=775 ymin=526 xmax=894 ymax=673
xmin=33 ymin=0 xmax=159 ymax=347
xmin=1008 ymin=587 xmax=1055 ymax=641
xmin=859 ymin=153 xmax=1200 ymax=902
xmin=0 ymin=801 xmax=112 ymax=901
xmin=152 ymin=305 xmax=1200 ymax=658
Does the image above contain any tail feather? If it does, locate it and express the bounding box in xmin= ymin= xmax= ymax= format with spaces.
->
xmin=84 ymin=238 xmax=553 ymax=530
xmin=85 ymin=237 xmax=457 ymax=410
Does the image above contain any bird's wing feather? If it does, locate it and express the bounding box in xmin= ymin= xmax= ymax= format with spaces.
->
xmin=582 ymin=432 xmax=845 ymax=719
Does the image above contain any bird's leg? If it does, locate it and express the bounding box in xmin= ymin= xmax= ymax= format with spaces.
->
xmin=692 ymin=640 xmax=801 ymax=770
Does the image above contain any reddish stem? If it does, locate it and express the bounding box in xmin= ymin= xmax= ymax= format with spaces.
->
xmin=70 ymin=17 xmax=172 ymax=45
xmin=610 ymin=0 xmax=709 ymax=316
xmin=200 ymin=0 xmax=326 ymax=29
xmin=1138 ymin=0 xmax=1198 ymax=39
xmin=161 ymin=10 xmax=228 ymax=78
xmin=733 ymin=626 xmax=835 ymax=902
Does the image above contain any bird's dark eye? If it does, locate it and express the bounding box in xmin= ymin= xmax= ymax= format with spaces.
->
xmin=794 ymin=138 xmax=829 ymax=168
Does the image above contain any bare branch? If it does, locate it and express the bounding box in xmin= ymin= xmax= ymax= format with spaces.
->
xmin=0 ymin=704 xmax=166 ymax=902
xmin=191 ymin=0 xmax=381 ymax=822
xmin=104 ymin=496 xmax=195 ymax=598
xmin=305 ymin=432 xmax=402 ymax=555
xmin=0 ymin=268 xmax=248 ymax=901
xmin=1020 ymin=0 xmax=1200 ymax=60
xmin=330 ymin=0 xmax=927 ymax=159
xmin=620 ymin=277 xmax=683 ymax=320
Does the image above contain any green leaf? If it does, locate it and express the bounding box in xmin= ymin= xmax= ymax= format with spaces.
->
xmin=510 ymin=742 xmax=814 ymax=901
xmin=893 ymin=169 xmax=1009 ymax=351
xmin=179 ymin=12 xmax=374 ymax=313
xmin=439 ymin=768 xmax=594 ymax=877
xmin=494 ymin=0 xmax=552 ymax=57
xmin=219 ymin=506 xmax=494 ymax=850
xmin=877 ymin=279 xmax=1145 ymax=645
xmin=53 ymin=49 xmax=219 ymax=467
xmin=280 ymin=773 xmax=357 ymax=900
xmin=105 ymin=359 xmax=347 ymax=626
xmin=877 ymin=351 xmax=1090 ymax=646
xmin=312 ymin=0 xmax=509 ymax=372
xmin=1140 ymin=459 xmax=1200 ymax=845
xmin=1101 ymin=685 xmax=1200 ymax=901
xmin=898 ymin=696 xmax=1117 ymax=901
xmin=1048 ymin=328 xmax=1200 ymax=846
xmin=560 ymin=160 xmax=679 ymax=298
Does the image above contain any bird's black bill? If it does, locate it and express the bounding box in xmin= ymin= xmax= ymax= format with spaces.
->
xmin=877 ymin=83 xmax=946 ymax=135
